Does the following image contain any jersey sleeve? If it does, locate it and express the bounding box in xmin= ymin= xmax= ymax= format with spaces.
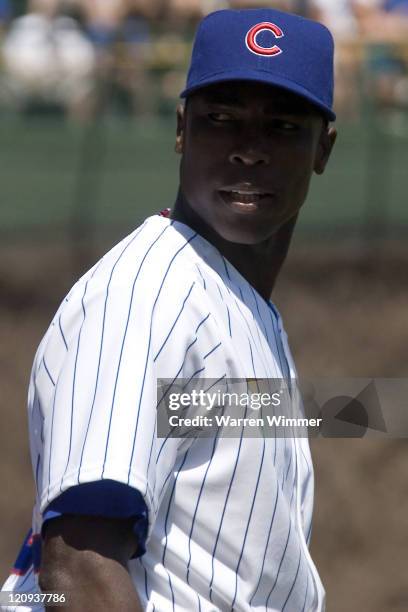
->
xmin=42 ymin=480 xmax=149 ymax=557
xmin=30 ymin=246 xmax=215 ymax=543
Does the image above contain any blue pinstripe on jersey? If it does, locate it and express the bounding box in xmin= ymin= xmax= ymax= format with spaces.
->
xmin=18 ymin=567 xmax=33 ymax=588
xmin=216 ymin=257 xmax=273 ymax=376
xmin=306 ymin=515 xmax=313 ymax=547
xmin=100 ymin=223 xmax=172 ymax=480
xmin=249 ymin=483 xmax=280 ymax=605
xmin=35 ymin=454 xmax=41 ymax=497
xmin=246 ymin=296 xmax=275 ymax=378
xmin=34 ymin=390 xmax=44 ymax=442
xmin=155 ymin=310 xmax=213 ymax=415
xmin=289 ymin=452 xmax=298 ymax=508
xmin=265 ymin=521 xmax=292 ymax=608
xmin=195 ymin=263 xmax=206 ymax=290
xmin=181 ymin=366 xmax=206 ymax=392
xmin=161 ymin=449 xmax=191 ymax=612
xmin=250 ymin=286 xmax=270 ymax=343
xmin=229 ymin=344 xmax=265 ymax=608
xmin=60 ymin=279 xmax=90 ymax=492
xmin=126 ymin=231 xmax=198 ymax=484
xmin=221 ymin=255 xmax=231 ymax=281
xmin=217 ymin=281 xmax=232 ymax=337
xmin=302 ymin=573 xmax=310 ymax=611
xmin=154 ymin=344 xmax=209 ymax=466
xmin=301 ymin=445 xmax=312 ymax=481
xmin=202 ymin=342 xmax=221 ymax=360
xmin=226 ymin=305 xmax=232 ymax=337
xmin=268 ymin=305 xmax=287 ymax=377
xmin=138 ymin=556 xmax=149 ymax=601
xmin=154 ymin=281 xmax=196 ymax=362
xmin=58 ymin=314 xmax=68 ymax=351
xmin=77 ymin=221 xmax=151 ymax=483
xmin=282 ymin=547 xmax=302 ymax=611
xmin=156 ymin=462 xmax=176 ymax=504
xmin=42 ymin=357 xmax=55 ymax=387
xmin=231 ymin=414 xmax=266 ymax=608
xmin=195 ymin=312 xmax=210 ymax=335
xmin=285 ymin=448 xmax=293 ymax=482
xmin=153 ymin=374 xmax=228 ymax=512
xmin=208 ymin=387 xmax=250 ymax=603
xmin=148 ymin=365 xmax=225 ymax=508
xmin=230 ymin=288 xmax=271 ymax=377
xmin=156 ymin=374 xmax=228 ymax=518
xmin=203 ymin=374 xmax=226 ymax=394
xmin=186 ymin=433 xmax=224 ymax=586
xmin=154 ymin=335 xmax=199 ymax=451
xmin=46 ymin=380 xmax=59 ymax=503
xmin=47 ymin=254 xmax=106 ymax=500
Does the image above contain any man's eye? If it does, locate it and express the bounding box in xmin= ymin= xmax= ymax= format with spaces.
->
xmin=208 ymin=112 xmax=235 ymax=122
xmin=272 ymin=120 xmax=300 ymax=132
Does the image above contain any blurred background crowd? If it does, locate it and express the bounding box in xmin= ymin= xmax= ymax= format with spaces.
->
xmin=0 ymin=0 xmax=407 ymax=120
xmin=0 ymin=0 xmax=406 ymax=247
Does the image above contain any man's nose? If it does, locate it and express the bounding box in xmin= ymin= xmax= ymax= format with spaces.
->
xmin=228 ymin=147 xmax=270 ymax=166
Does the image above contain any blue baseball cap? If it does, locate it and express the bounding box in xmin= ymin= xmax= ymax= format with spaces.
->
xmin=181 ymin=8 xmax=336 ymax=121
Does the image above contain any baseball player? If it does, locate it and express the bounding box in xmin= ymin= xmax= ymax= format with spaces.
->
xmin=2 ymin=7 xmax=336 ymax=612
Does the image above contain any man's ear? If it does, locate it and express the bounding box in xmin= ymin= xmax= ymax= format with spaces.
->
xmin=175 ymin=104 xmax=185 ymax=154
xmin=314 ymin=124 xmax=337 ymax=175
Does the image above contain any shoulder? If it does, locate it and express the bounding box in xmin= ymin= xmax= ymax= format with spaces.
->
xmin=33 ymin=217 xmax=212 ymax=364
xmin=52 ymin=217 xmax=200 ymax=311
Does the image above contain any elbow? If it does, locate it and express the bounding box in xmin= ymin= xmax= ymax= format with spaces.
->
xmin=39 ymin=526 xmax=78 ymax=594
xmin=39 ymin=551 xmax=74 ymax=594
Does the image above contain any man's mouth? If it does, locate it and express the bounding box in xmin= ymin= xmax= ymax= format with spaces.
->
xmin=218 ymin=188 xmax=271 ymax=212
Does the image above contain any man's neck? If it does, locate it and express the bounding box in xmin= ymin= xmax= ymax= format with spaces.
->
xmin=171 ymin=192 xmax=297 ymax=300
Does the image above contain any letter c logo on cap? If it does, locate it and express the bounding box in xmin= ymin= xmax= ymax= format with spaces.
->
xmin=245 ymin=22 xmax=284 ymax=57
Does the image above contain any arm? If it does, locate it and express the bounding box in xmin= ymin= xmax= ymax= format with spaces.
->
xmin=40 ymin=515 xmax=143 ymax=612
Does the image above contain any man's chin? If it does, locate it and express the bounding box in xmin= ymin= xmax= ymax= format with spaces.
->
xmin=215 ymin=224 xmax=278 ymax=246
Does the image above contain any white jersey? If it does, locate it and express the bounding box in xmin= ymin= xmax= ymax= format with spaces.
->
xmin=2 ymin=215 xmax=325 ymax=611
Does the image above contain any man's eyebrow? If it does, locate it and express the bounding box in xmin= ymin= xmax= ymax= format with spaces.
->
xmin=264 ymin=99 xmax=315 ymax=115
xmin=198 ymin=90 xmax=316 ymax=115
xmin=199 ymin=91 xmax=243 ymax=106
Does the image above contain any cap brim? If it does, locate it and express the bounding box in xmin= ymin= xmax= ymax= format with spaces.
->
xmin=180 ymin=70 xmax=336 ymax=122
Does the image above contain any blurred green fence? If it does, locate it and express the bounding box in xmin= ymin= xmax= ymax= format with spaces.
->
xmin=1 ymin=111 xmax=407 ymax=245
xmin=1 ymin=26 xmax=408 ymax=248
xmin=0 ymin=5 xmax=407 ymax=253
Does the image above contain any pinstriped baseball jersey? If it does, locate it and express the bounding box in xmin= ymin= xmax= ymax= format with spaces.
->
xmin=2 ymin=214 xmax=325 ymax=611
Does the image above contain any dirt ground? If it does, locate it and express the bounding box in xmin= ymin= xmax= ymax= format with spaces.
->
xmin=0 ymin=239 xmax=407 ymax=612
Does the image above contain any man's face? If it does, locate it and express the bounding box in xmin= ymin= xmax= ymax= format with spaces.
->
xmin=176 ymin=80 xmax=336 ymax=245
